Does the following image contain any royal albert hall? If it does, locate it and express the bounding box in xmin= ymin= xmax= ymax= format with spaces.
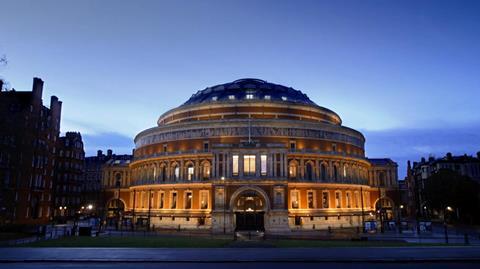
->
xmin=106 ymin=78 xmax=399 ymax=233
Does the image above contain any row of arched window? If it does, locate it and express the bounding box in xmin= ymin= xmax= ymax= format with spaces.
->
xmin=131 ymin=160 xmax=212 ymax=183
xmin=288 ymin=159 xmax=369 ymax=183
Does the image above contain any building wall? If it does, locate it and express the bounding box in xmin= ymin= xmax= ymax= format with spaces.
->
xmin=0 ymin=77 xmax=62 ymax=225
xmin=53 ymin=132 xmax=85 ymax=219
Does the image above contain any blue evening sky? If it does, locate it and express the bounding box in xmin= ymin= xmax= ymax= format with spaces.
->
xmin=1 ymin=0 xmax=480 ymax=178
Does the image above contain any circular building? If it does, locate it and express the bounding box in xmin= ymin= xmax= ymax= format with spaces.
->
xmin=107 ymin=79 xmax=399 ymax=233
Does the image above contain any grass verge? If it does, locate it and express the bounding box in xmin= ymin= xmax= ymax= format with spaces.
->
xmin=16 ymin=236 xmax=459 ymax=248
xmin=20 ymin=236 xmax=231 ymax=248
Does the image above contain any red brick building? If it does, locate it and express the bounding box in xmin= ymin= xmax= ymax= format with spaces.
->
xmin=0 ymin=78 xmax=61 ymax=225
xmin=53 ymin=132 xmax=85 ymax=220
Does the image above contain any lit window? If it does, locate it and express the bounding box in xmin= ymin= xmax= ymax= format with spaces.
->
xmin=281 ymin=96 xmax=287 ymax=101
xmin=291 ymin=191 xmax=299 ymax=209
xmin=174 ymin=166 xmax=180 ymax=180
xmin=202 ymin=163 xmax=210 ymax=180
xmin=289 ymin=163 xmax=298 ymax=179
xmin=346 ymin=192 xmax=351 ymax=208
xmin=212 ymin=96 xmax=218 ymax=101
xmin=307 ymin=191 xmax=315 ymax=208
xmin=322 ymin=192 xmax=329 ymax=208
xmin=264 ymin=95 xmax=271 ymax=100
xmin=228 ymin=95 xmax=235 ymax=100
xmin=260 ymin=155 xmax=267 ymax=176
xmin=335 ymin=192 xmax=341 ymax=208
xmin=200 ymin=191 xmax=208 ymax=209
xmin=232 ymin=155 xmax=239 ymax=176
xmin=187 ymin=166 xmax=194 ymax=180
xmin=159 ymin=192 xmax=164 ymax=208
xmin=171 ymin=192 xmax=177 ymax=209
xmin=246 ymin=94 xmax=254 ymax=99
xmin=185 ymin=192 xmax=192 ymax=209
xmin=243 ymin=155 xmax=256 ymax=176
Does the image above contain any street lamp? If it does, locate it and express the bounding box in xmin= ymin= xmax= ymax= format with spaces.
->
xmin=221 ymin=177 xmax=226 ymax=234
xmin=87 ymin=204 xmax=93 ymax=210
xmin=115 ymin=179 xmax=121 ymax=230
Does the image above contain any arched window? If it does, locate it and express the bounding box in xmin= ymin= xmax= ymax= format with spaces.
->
xmin=201 ymin=162 xmax=210 ymax=180
xmin=321 ymin=163 xmax=327 ymax=181
xmin=333 ymin=165 xmax=338 ymax=181
xmin=187 ymin=164 xmax=194 ymax=181
xmin=115 ymin=173 xmax=122 ymax=187
xmin=379 ymin=172 xmax=385 ymax=186
xmin=305 ymin=162 xmax=313 ymax=181
xmin=289 ymin=161 xmax=298 ymax=179
xmin=161 ymin=166 xmax=166 ymax=181
xmin=172 ymin=164 xmax=179 ymax=181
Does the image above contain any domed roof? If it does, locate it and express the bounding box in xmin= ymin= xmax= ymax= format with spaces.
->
xmin=182 ymin=78 xmax=318 ymax=106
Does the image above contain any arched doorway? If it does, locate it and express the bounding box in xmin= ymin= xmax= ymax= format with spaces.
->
xmin=375 ymin=197 xmax=394 ymax=221
xmin=233 ymin=190 xmax=267 ymax=231
xmin=106 ymin=198 xmax=125 ymax=228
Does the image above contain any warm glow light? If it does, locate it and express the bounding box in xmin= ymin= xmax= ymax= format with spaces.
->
xmin=87 ymin=204 xmax=93 ymax=210
xmin=400 ymin=205 xmax=404 ymax=209
xmin=446 ymin=206 xmax=453 ymax=211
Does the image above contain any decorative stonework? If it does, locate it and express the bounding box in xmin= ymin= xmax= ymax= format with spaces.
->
xmin=136 ymin=126 xmax=364 ymax=148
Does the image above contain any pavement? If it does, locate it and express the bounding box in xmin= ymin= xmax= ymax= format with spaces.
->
xmin=1 ymin=247 xmax=480 ymax=263
xmin=2 ymin=263 xmax=480 ymax=269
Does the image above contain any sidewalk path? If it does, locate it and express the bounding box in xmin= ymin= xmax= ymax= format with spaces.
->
xmin=1 ymin=247 xmax=480 ymax=262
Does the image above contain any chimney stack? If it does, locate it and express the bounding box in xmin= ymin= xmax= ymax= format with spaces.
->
xmin=107 ymin=149 xmax=113 ymax=157
xmin=0 ymin=79 xmax=3 ymax=91
xmin=97 ymin=150 xmax=103 ymax=157
xmin=32 ymin=77 xmax=44 ymax=100
xmin=477 ymin=151 xmax=480 ymax=159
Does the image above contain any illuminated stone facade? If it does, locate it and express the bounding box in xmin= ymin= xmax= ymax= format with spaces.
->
xmin=104 ymin=79 xmax=398 ymax=233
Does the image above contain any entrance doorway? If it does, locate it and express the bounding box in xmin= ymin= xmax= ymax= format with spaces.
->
xmin=234 ymin=191 xmax=265 ymax=231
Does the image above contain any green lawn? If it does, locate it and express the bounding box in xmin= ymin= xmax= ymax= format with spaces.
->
xmin=17 ymin=235 xmax=457 ymax=248
xmin=21 ymin=236 xmax=231 ymax=248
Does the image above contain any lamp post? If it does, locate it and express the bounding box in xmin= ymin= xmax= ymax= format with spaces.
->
xmin=221 ymin=176 xmax=226 ymax=234
xmin=444 ymin=206 xmax=453 ymax=244
xmin=115 ymin=179 xmax=121 ymax=230
xmin=398 ymin=204 xmax=404 ymax=233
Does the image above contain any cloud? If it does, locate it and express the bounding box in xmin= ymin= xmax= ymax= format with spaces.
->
xmin=82 ymin=132 xmax=134 ymax=156
xmin=364 ymin=123 xmax=480 ymax=179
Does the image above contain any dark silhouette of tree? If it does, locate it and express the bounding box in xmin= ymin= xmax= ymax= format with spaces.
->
xmin=423 ymin=169 xmax=480 ymax=224
xmin=0 ymin=55 xmax=6 ymax=65
xmin=1 ymin=54 xmax=8 ymax=91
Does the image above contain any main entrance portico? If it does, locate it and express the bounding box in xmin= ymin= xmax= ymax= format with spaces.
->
xmin=229 ymin=186 xmax=270 ymax=232
xmin=234 ymin=191 xmax=265 ymax=231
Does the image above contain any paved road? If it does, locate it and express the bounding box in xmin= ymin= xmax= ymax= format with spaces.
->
xmin=1 ymin=247 xmax=480 ymax=262
xmin=1 ymin=262 xmax=480 ymax=269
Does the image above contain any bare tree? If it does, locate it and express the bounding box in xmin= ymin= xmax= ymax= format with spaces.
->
xmin=0 ymin=54 xmax=7 ymax=66
xmin=0 ymin=54 xmax=8 ymax=91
